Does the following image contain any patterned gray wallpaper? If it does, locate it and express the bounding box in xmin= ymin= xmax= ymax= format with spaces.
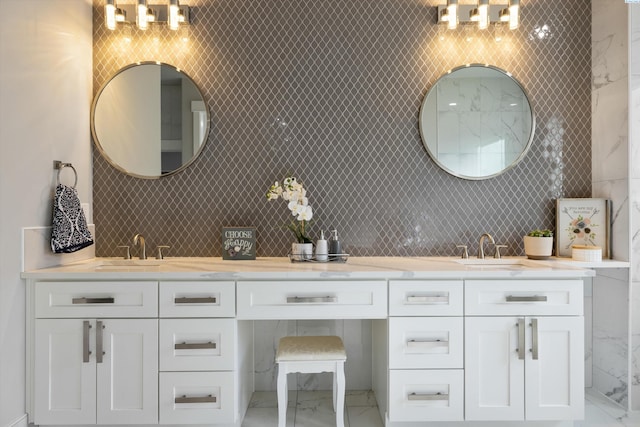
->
xmin=92 ymin=0 xmax=591 ymax=258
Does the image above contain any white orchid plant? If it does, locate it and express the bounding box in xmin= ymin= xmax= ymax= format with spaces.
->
xmin=266 ymin=176 xmax=314 ymax=243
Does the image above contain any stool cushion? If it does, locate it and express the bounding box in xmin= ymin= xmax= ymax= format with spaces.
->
xmin=276 ymin=336 xmax=347 ymax=362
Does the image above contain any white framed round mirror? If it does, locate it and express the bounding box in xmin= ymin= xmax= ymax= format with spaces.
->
xmin=419 ymin=64 xmax=535 ymax=180
xmin=91 ymin=62 xmax=209 ymax=179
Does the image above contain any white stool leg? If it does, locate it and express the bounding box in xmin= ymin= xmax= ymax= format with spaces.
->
xmin=333 ymin=368 xmax=337 ymax=412
xmin=335 ymin=361 xmax=345 ymax=427
xmin=277 ymin=363 xmax=288 ymax=427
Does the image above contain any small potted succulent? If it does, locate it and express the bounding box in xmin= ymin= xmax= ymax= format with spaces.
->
xmin=523 ymin=229 xmax=554 ymax=259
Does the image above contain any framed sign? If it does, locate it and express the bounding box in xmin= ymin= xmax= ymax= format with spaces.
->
xmin=555 ymin=198 xmax=611 ymax=258
xmin=222 ymin=227 xmax=256 ymax=260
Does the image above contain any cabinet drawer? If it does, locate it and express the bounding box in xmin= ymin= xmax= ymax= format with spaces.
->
xmin=160 ymin=319 xmax=236 ymax=371
xmin=389 ymin=280 xmax=463 ymax=316
xmin=389 ymin=317 xmax=463 ymax=369
xmin=35 ymin=281 xmax=157 ymax=318
xmin=159 ymin=371 xmax=235 ymax=424
xmin=159 ymin=281 xmax=235 ymax=318
xmin=237 ymin=281 xmax=387 ymax=319
xmin=465 ymin=280 xmax=584 ymax=316
xmin=388 ymin=369 xmax=464 ymax=422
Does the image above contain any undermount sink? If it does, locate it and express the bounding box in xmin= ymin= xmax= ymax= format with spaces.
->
xmin=455 ymin=258 xmax=527 ymax=265
xmin=452 ymin=258 xmax=544 ymax=268
xmin=92 ymin=259 xmax=164 ymax=271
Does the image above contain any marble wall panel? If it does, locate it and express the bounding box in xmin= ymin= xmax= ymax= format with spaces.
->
xmin=592 ymin=79 xmax=629 ymax=183
xmin=592 ymin=180 xmax=629 ymax=262
xmin=592 ymin=0 xmax=628 ymax=89
xmin=592 ymin=270 xmax=630 ymax=407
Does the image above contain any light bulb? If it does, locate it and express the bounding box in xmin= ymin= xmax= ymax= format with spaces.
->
xmin=169 ymin=0 xmax=180 ymax=31
xmin=446 ymin=0 xmax=458 ymax=30
xmin=478 ymin=0 xmax=489 ymax=30
xmin=105 ymin=0 xmax=116 ymax=30
xmin=137 ymin=0 xmax=148 ymax=30
xmin=509 ymin=0 xmax=519 ymax=30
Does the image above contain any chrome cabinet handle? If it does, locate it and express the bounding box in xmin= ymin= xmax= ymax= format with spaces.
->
xmin=175 ymin=394 xmax=216 ymax=404
xmin=531 ymin=318 xmax=539 ymax=360
xmin=174 ymin=341 xmax=217 ymax=350
xmin=407 ymin=392 xmax=448 ymax=401
xmin=73 ymin=297 xmax=115 ymax=304
xmin=406 ymin=339 xmax=448 ymax=349
xmin=506 ymin=295 xmax=547 ymax=302
xmin=82 ymin=321 xmax=92 ymax=363
xmin=406 ymin=295 xmax=448 ymax=304
xmin=286 ymin=296 xmax=337 ymax=303
xmin=517 ymin=318 xmax=525 ymax=360
xmin=96 ymin=321 xmax=104 ymax=364
xmin=174 ymin=296 xmax=217 ymax=304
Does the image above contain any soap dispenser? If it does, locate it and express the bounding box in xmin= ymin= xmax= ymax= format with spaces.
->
xmin=315 ymin=230 xmax=328 ymax=262
xmin=328 ymin=229 xmax=343 ymax=261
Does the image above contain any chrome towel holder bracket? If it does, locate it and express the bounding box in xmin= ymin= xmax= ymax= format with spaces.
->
xmin=53 ymin=160 xmax=78 ymax=188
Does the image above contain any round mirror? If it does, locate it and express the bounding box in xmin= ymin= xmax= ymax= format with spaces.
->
xmin=419 ymin=64 xmax=535 ymax=180
xmin=91 ymin=62 xmax=209 ymax=178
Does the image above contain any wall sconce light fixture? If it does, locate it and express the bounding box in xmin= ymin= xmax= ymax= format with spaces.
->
xmin=105 ymin=0 xmax=126 ymax=30
xmin=104 ymin=0 xmax=190 ymax=32
xmin=438 ymin=0 xmax=520 ymax=31
xmin=446 ymin=0 xmax=458 ymax=30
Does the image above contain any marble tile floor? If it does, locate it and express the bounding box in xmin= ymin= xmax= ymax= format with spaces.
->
xmin=241 ymin=389 xmax=640 ymax=427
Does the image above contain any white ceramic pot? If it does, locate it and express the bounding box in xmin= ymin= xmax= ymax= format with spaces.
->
xmin=523 ymin=236 xmax=554 ymax=259
xmin=291 ymin=242 xmax=313 ymax=261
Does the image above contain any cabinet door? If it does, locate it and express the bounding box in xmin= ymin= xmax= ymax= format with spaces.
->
xmin=97 ymin=319 xmax=158 ymax=424
xmin=465 ymin=317 xmax=524 ymax=421
xmin=525 ymin=316 xmax=584 ymax=420
xmin=34 ymin=319 xmax=96 ymax=425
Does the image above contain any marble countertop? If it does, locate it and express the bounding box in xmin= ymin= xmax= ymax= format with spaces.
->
xmin=21 ymin=256 xmax=609 ymax=280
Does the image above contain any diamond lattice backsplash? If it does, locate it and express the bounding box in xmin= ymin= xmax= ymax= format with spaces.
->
xmin=92 ymin=0 xmax=591 ymax=257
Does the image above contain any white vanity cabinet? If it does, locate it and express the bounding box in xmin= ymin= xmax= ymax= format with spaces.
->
xmin=32 ymin=281 xmax=159 ymax=425
xmin=387 ymin=280 xmax=465 ymax=422
xmin=464 ymin=279 xmax=585 ymax=421
xmin=158 ymin=281 xmax=237 ymax=425
xmin=23 ymin=257 xmax=594 ymax=427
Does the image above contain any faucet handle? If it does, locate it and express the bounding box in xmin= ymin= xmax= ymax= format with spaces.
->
xmin=116 ymin=245 xmax=131 ymax=260
xmin=156 ymin=245 xmax=170 ymax=260
xmin=456 ymin=244 xmax=469 ymax=259
xmin=494 ymin=244 xmax=508 ymax=259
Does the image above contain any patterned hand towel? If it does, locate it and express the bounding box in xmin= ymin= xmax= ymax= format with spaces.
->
xmin=51 ymin=184 xmax=94 ymax=253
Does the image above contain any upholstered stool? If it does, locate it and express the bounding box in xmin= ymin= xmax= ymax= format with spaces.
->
xmin=276 ymin=336 xmax=347 ymax=427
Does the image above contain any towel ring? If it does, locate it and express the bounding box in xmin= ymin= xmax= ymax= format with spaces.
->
xmin=54 ymin=161 xmax=78 ymax=188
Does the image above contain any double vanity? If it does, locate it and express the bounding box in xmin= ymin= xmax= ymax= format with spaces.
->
xmin=23 ymin=256 xmax=594 ymax=427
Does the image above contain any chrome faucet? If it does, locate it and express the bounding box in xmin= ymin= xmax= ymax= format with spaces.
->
xmin=133 ymin=233 xmax=146 ymax=260
xmin=477 ymin=233 xmax=495 ymax=259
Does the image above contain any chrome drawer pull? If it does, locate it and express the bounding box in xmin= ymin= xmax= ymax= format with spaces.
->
xmin=506 ymin=295 xmax=547 ymax=302
xmin=517 ymin=318 xmax=525 ymax=360
xmin=175 ymin=394 xmax=216 ymax=404
xmin=175 ymin=341 xmax=217 ymax=350
xmin=82 ymin=321 xmax=92 ymax=363
xmin=408 ymin=392 xmax=448 ymax=401
xmin=174 ymin=296 xmax=217 ymax=304
xmin=96 ymin=321 xmax=104 ymax=364
xmin=73 ymin=297 xmax=115 ymax=304
xmin=531 ymin=318 xmax=539 ymax=360
xmin=406 ymin=295 xmax=448 ymax=304
xmin=286 ymin=296 xmax=337 ymax=303
xmin=407 ymin=339 xmax=448 ymax=349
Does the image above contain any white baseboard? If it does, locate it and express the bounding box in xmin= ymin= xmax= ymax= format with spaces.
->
xmin=5 ymin=414 xmax=27 ymax=427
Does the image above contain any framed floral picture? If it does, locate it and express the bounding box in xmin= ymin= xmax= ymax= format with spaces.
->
xmin=555 ymin=198 xmax=611 ymax=258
